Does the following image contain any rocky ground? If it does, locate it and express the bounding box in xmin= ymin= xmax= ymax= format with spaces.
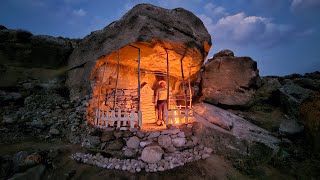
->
xmin=0 ymin=9 xmax=319 ymax=178
xmin=0 ymin=72 xmax=320 ymax=179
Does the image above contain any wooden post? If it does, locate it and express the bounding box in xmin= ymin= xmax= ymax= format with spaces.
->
xmin=180 ymin=55 xmax=188 ymax=112
xmin=114 ymin=50 xmax=120 ymax=110
xmin=188 ymin=66 xmax=192 ymax=108
xmin=137 ymin=48 xmax=141 ymax=112
xmin=166 ymin=49 xmax=170 ymax=125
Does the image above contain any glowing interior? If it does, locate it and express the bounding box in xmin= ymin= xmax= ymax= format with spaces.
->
xmin=86 ymin=40 xmax=208 ymax=128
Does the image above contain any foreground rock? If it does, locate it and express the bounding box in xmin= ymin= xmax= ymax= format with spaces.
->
xmin=193 ymin=103 xmax=233 ymax=130
xmin=0 ymin=27 xmax=79 ymax=87
xmin=141 ymin=145 xmax=164 ymax=163
xmin=71 ymin=144 xmax=213 ymax=173
xmin=201 ymin=50 xmax=261 ymax=107
xmin=193 ymin=103 xmax=280 ymax=157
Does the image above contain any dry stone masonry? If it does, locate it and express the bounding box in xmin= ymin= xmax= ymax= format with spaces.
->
xmin=71 ymin=125 xmax=213 ymax=173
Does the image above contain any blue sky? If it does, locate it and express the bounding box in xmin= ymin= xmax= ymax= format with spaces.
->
xmin=1 ymin=0 xmax=320 ymax=76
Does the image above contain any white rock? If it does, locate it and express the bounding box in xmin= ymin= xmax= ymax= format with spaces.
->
xmin=161 ymin=129 xmax=180 ymax=135
xmin=136 ymin=131 xmax=145 ymax=138
xmin=147 ymin=131 xmax=160 ymax=139
xmin=158 ymin=135 xmax=172 ymax=149
xmin=177 ymin=132 xmax=185 ymax=138
xmin=126 ymin=136 xmax=140 ymax=149
xmin=158 ymin=166 xmax=165 ymax=171
xmin=172 ymin=137 xmax=186 ymax=147
xmin=49 ymin=128 xmax=60 ymax=135
xmin=202 ymin=154 xmax=210 ymax=159
xmin=124 ymin=148 xmax=137 ymax=158
xmin=141 ymin=146 xmax=164 ymax=163
xmin=140 ymin=141 xmax=152 ymax=148
xmin=166 ymin=145 xmax=177 ymax=153
xmin=204 ymin=147 xmax=213 ymax=154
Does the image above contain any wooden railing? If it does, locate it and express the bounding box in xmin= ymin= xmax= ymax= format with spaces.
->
xmin=95 ymin=109 xmax=142 ymax=128
xmin=165 ymin=107 xmax=193 ymax=126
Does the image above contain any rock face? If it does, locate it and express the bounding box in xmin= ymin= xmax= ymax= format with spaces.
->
xmin=0 ymin=27 xmax=79 ymax=87
xmin=201 ymin=50 xmax=261 ymax=107
xmin=193 ymin=103 xmax=280 ymax=157
xmin=301 ymin=92 xmax=320 ymax=153
xmin=141 ymin=145 xmax=164 ymax=163
xmin=66 ymin=4 xmax=211 ymax=101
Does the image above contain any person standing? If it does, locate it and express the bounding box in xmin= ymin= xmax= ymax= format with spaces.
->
xmin=155 ymin=80 xmax=169 ymax=125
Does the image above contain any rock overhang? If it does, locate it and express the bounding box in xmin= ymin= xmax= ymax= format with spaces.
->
xmin=68 ymin=4 xmax=211 ymax=79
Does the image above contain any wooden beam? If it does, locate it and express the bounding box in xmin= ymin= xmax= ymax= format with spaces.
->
xmin=137 ymin=48 xmax=141 ymax=112
xmin=114 ymin=49 xmax=120 ymax=110
xmin=166 ymin=49 xmax=169 ymax=125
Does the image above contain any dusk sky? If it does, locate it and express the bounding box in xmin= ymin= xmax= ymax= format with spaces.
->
xmin=1 ymin=0 xmax=320 ymax=76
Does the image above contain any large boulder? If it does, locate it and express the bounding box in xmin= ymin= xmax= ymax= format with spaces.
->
xmin=201 ymin=50 xmax=261 ymax=107
xmin=193 ymin=103 xmax=280 ymax=158
xmin=141 ymin=145 xmax=164 ymax=163
xmin=193 ymin=103 xmax=233 ymax=130
xmin=0 ymin=28 xmax=79 ymax=87
xmin=66 ymin=3 xmax=211 ymax=101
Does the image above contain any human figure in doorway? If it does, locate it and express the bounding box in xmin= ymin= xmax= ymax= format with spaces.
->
xmin=155 ymin=80 xmax=169 ymax=125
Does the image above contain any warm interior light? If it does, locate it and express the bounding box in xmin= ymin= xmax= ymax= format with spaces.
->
xmin=174 ymin=110 xmax=180 ymax=124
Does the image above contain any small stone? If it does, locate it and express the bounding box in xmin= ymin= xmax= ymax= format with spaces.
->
xmin=81 ymin=136 xmax=101 ymax=148
xmin=129 ymin=128 xmax=139 ymax=132
xmin=120 ymin=127 xmax=128 ymax=131
xmin=62 ymin=104 xmax=70 ymax=108
xmin=158 ymin=166 xmax=165 ymax=171
xmin=136 ymin=131 xmax=145 ymax=138
xmin=185 ymin=140 xmax=194 ymax=147
xmin=177 ymin=132 xmax=185 ymax=138
xmin=204 ymin=147 xmax=213 ymax=154
xmin=126 ymin=136 xmax=140 ymax=149
xmin=114 ymin=131 xmax=123 ymax=139
xmin=172 ymin=137 xmax=186 ymax=147
xmin=202 ymin=154 xmax=210 ymax=159
xmin=148 ymin=131 xmax=160 ymax=139
xmin=158 ymin=135 xmax=172 ymax=149
xmin=191 ymin=136 xmax=198 ymax=145
xmin=166 ymin=145 xmax=177 ymax=153
xmin=24 ymin=153 xmax=42 ymax=166
xmin=2 ymin=116 xmax=14 ymax=124
xmin=49 ymin=128 xmax=60 ymax=135
xmin=100 ymin=131 xmax=115 ymax=142
xmin=141 ymin=146 xmax=164 ymax=163
xmin=30 ymin=119 xmax=45 ymax=129
xmin=124 ymin=148 xmax=137 ymax=158
xmin=123 ymin=130 xmax=133 ymax=137
xmin=171 ymin=135 xmax=177 ymax=139
xmin=140 ymin=141 xmax=153 ymax=148
xmin=161 ymin=129 xmax=180 ymax=135
xmin=102 ymin=139 xmax=124 ymax=150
